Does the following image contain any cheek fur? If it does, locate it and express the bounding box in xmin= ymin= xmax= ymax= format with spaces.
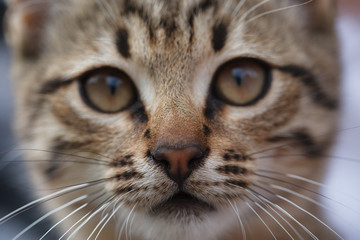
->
xmin=3 ymin=0 xmax=343 ymax=239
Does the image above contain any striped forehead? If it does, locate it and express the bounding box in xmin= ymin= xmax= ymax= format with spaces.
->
xmin=103 ymin=0 xmax=229 ymax=58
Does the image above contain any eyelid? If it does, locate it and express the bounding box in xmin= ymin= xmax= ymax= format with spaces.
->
xmin=38 ymin=66 xmax=127 ymax=95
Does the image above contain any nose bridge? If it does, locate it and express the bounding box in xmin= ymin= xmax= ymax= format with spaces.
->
xmin=149 ymin=100 xmax=208 ymax=186
xmin=150 ymin=99 xmax=204 ymax=148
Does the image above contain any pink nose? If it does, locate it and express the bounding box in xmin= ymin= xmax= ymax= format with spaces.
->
xmin=153 ymin=146 xmax=205 ymax=186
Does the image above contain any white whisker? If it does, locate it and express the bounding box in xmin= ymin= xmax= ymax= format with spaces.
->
xmin=240 ymin=0 xmax=271 ymax=21
xmin=245 ymin=0 xmax=313 ymax=24
xmin=125 ymin=204 xmax=137 ymax=240
xmin=277 ymin=195 xmax=344 ymax=240
xmin=240 ymin=185 xmax=317 ymax=240
xmin=245 ymin=188 xmax=294 ymax=239
xmin=233 ymin=0 xmax=247 ymax=16
xmin=87 ymin=213 xmax=109 ymax=240
xmin=233 ymin=200 xmax=246 ymax=240
xmin=95 ymin=190 xmax=135 ymax=240
xmin=287 ymin=173 xmax=360 ymax=202
xmin=39 ymin=202 xmax=88 ymax=240
xmin=0 ymin=184 xmax=89 ymax=224
xmin=270 ymin=184 xmax=360 ymax=234
xmin=255 ymin=202 xmax=294 ymax=240
xmin=247 ymin=187 xmax=305 ymax=240
xmin=95 ymin=202 xmax=125 ymax=240
xmin=257 ymin=170 xmax=360 ymax=213
xmin=227 ymin=199 xmax=246 ymax=240
xmin=128 ymin=209 xmax=136 ymax=240
xmin=259 ymin=194 xmax=317 ymax=240
xmin=246 ymin=201 xmax=277 ymax=240
xmin=13 ymin=195 xmax=87 ymax=240
xmin=66 ymin=202 xmax=111 ymax=240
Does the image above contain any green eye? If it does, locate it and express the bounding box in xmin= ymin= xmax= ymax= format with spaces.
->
xmin=79 ymin=68 xmax=137 ymax=113
xmin=213 ymin=58 xmax=271 ymax=106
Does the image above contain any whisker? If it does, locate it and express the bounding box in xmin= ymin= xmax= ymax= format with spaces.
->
xmin=246 ymin=189 xmax=294 ymax=240
xmin=245 ymin=200 xmax=277 ymax=240
xmin=0 ymin=148 xmax=111 ymax=164
xmin=240 ymin=0 xmax=271 ymax=22
xmin=249 ymin=188 xmax=304 ymax=240
xmin=66 ymin=202 xmax=112 ymax=240
xmin=228 ymin=182 xmax=316 ymax=239
xmin=253 ymin=180 xmax=344 ymax=239
xmin=0 ymin=159 xmax=109 ymax=166
xmin=70 ymin=150 xmax=114 ymax=161
xmin=12 ymin=194 xmax=88 ymax=240
xmin=95 ymin=190 xmax=136 ymax=240
xmin=95 ymin=204 xmax=124 ymax=240
xmin=95 ymin=0 xmax=119 ymax=27
xmin=232 ymin=0 xmax=247 ymax=17
xmin=269 ymin=183 xmax=360 ymax=234
xmin=0 ymin=183 xmax=94 ymax=224
xmin=244 ymin=0 xmax=313 ymax=24
xmin=277 ymin=195 xmax=344 ymax=240
xmin=247 ymin=187 xmax=318 ymax=240
xmin=257 ymin=170 xmax=360 ymax=211
xmin=48 ymin=177 xmax=116 ymax=191
xmin=124 ymin=204 xmax=137 ymax=240
xmin=128 ymin=209 xmax=136 ymax=240
xmin=39 ymin=203 xmax=88 ymax=240
xmin=253 ymin=173 xmax=354 ymax=211
xmin=247 ymin=125 xmax=360 ymax=157
xmin=255 ymin=153 xmax=360 ymax=164
xmin=87 ymin=212 xmax=110 ymax=240
xmin=39 ymin=190 xmax=105 ymax=240
xmin=59 ymin=193 xmax=116 ymax=240
xmin=227 ymin=199 xmax=246 ymax=240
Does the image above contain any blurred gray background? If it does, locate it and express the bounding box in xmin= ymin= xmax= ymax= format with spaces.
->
xmin=0 ymin=0 xmax=359 ymax=239
xmin=0 ymin=1 xmax=57 ymax=239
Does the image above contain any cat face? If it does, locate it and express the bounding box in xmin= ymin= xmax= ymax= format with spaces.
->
xmin=6 ymin=0 xmax=339 ymax=239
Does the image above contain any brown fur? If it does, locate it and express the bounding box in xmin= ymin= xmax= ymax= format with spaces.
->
xmin=6 ymin=0 xmax=339 ymax=239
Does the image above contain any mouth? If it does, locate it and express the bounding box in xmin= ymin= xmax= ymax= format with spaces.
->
xmin=150 ymin=191 xmax=215 ymax=218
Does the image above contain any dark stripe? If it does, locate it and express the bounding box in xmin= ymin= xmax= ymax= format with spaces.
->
xmin=130 ymin=102 xmax=148 ymax=123
xmin=227 ymin=180 xmax=248 ymax=188
xmin=217 ymin=165 xmax=247 ymax=175
xmin=277 ymin=65 xmax=338 ymax=110
xmin=159 ymin=17 xmax=178 ymax=38
xmin=267 ymin=129 xmax=323 ymax=157
xmin=123 ymin=0 xmax=154 ymax=40
xmin=116 ymin=28 xmax=131 ymax=58
xmin=39 ymin=79 xmax=73 ymax=94
xmin=188 ymin=0 xmax=218 ymax=43
xmin=203 ymin=124 xmax=211 ymax=136
xmin=115 ymin=171 xmax=142 ymax=180
xmin=212 ymin=21 xmax=228 ymax=52
xmin=204 ymin=96 xmax=223 ymax=120
xmin=144 ymin=129 xmax=151 ymax=139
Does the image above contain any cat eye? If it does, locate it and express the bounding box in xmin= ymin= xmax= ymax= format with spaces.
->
xmin=79 ymin=68 xmax=137 ymax=113
xmin=212 ymin=58 xmax=271 ymax=106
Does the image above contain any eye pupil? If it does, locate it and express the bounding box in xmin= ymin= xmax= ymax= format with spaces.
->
xmin=106 ymin=76 xmax=121 ymax=95
xmin=232 ymin=68 xmax=244 ymax=86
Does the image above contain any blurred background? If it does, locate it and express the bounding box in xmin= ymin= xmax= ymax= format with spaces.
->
xmin=0 ymin=0 xmax=359 ymax=239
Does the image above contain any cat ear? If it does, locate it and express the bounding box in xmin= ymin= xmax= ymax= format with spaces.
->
xmin=5 ymin=0 xmax=51 ymax=59
xmin=302 ymin=0 xmax=337 ymax=32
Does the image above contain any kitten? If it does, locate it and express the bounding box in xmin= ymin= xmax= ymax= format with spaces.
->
xmin=2 ymin=0 xmax=343 ymax=239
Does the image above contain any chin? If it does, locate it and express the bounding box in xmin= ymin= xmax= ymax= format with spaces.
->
xmin=129 ymin=204 xmax=236 ymax=240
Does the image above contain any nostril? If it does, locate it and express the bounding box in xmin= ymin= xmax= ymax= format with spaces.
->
xmin=151 ymin=145 xmax=206 ymax=186
xmin=188 ymin=148 xmax=209 ymax=171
